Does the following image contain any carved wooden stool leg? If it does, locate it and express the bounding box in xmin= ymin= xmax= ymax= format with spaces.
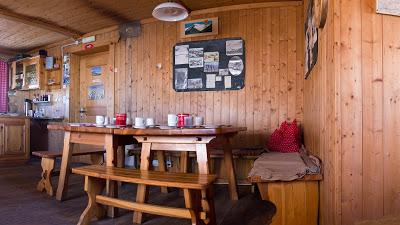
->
xmin=77 ymin=176 xmax=106 ymax=225
xmin=36 ymin=157 xmax=55 ymax=196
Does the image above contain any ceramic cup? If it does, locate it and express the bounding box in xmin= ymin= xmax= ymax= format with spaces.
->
xmin=135 ymin=117 xmax=145 ymax=128
xmin=126 ymin=118 xmax=132 ymax=126
xmin=167 ymin=114 xmax=178 ymax=127
xmin=96 ymin=115 xmax=105 ymax=125
xmin=103 ymin=116 xmax=109 ymax=125
xmin=194 ymin=116 xmax=204 ymax=126
xmin=146 ymin=118 xmax=155 ymax=127
xmin=184 ymin=116 xmax=193 ymax=126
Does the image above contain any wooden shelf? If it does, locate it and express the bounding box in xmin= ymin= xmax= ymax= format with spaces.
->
xmin=33 ymin=101 xmax=51 ymax=104
xmin=45 ymin=67 xmax=61 ymax=72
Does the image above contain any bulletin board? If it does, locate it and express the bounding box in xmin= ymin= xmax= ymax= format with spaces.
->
xmin=173 ymin=37 xmax=245 ymax=92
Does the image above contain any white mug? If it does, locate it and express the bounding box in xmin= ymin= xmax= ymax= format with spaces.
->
xmin=146 ymin=118 xmax=155 ymax=127
xmin=96 ymin=115 xmax=105 ymax=125
xmin=135 ymin=117 xmax=145 ymax=127
xmin=194 ymin=116 xmax=204 ymax=126
xmin=167 ymin=114 xmax=178 ymax=127
xmin=103 ymin=116 xmax=109 ymax=125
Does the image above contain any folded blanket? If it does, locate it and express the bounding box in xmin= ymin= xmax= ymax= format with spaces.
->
xmin=248 ymin=147 xmax=321 ymax=181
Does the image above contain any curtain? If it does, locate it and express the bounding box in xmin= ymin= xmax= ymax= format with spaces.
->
xmin=0 ymin=61 xmax=8 ymax=113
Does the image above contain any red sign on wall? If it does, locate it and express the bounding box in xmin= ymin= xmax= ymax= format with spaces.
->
xmin=84 ymin=43 xmax=94 ymax=50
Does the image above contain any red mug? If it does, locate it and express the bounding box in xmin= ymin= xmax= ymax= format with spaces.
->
xmin=116 ymin=113 xmax=127 ymax=126
xmin=177 ymin=113 xmax=190 ymax=127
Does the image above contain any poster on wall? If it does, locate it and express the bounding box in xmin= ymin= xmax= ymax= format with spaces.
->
xmin=91 ymin=66 xmax=102 ymax=76
xmin=180 ymin=17 xmax=219 ymax=38
xmin=62 ymin=54 xmax=70 ymax=88
xmin=304 ymin=0 xmax=318 ymax=79
xmin=88 ymin=83 xmax=105 ymax=100
xmin=173 ymin=38 xmax=245 ymax=92
xmin=376 ymin=0 xmax=400 ymax=16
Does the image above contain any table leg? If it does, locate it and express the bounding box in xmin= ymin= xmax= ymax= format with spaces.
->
xmin=223 ymin=137 xmax=239 ymax=200
xmin=105 ymin=134 xmax=118 ymax=217
xmin=117 ymin=146 xmax=125 ymax=187
xmin=178 ymin=151 xmax=189 ymax=196
xmin=56 ymin=131 xmax=73 ymax=201
xmin=180 ymin=151 xmax=189 ymax=173
xmin=133 ymin=142 xmax=152 ymax=224
xmin=195 ymin=144 xmax=209 ymax=174
xmin=156 ymin=151 xmax=169 ymax=193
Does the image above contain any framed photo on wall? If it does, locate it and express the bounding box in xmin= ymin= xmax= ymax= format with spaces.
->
xmin=304 ymin=0 xmax=318 ymax=79
xmin=180 ymin=17 xmax=218 ymax=38
xmin=376 ymin=0 xmax=400 ymax=16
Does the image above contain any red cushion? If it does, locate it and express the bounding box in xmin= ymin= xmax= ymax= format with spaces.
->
xmin=267 ymin=120 xmax=301 ymax=153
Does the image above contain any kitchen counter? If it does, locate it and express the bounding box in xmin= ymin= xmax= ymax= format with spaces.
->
xmin=31 ymin=117 xmax=64 ymax=121
xmin=0 ymin=113 xmax=29 ymax=119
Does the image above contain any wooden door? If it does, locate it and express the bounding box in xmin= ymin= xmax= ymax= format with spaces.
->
xmin=79 ymin=51 xmax=110 ymax=123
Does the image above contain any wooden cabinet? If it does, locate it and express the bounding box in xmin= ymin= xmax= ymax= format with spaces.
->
xmin=11 ymin=56 xmax=46 ymax=90
xmin=0 ymin=117 xmax=30 ymax=165
xmin=10 ymin=61 xmax=24 ymax=90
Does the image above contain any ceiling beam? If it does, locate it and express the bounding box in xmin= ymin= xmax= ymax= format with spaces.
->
xmin=81 ymin=0 xmax=131 ymax=24
xmin=0 ymin=7 xmax=83 ymax=39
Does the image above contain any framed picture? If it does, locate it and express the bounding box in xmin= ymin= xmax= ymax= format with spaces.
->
xmin=88 ymin=83 xmax=105 ymax=100
xmin=180 ymin=17 xmax=218 ymax=38
xmin=376 ymin=0 xmax=400 ymax=16
xmin=304 ymin=0 xmax=318 ymax=79
xmin=91 ymin=66 xmax=102 ymax=76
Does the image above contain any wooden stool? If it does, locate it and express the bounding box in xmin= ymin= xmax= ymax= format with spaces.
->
xmin=32 ymin=149 xmax=105 ymax=196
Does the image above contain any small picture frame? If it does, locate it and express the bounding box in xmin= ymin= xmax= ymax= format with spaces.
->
xmin=180 ymin=17 xmax=218 ymax=39
xmin=376 ymin=0 xmax=400 ymax=17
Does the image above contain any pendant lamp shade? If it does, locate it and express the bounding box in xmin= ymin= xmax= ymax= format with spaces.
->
xmin=152 ymin=2 xmax=189 ymax=22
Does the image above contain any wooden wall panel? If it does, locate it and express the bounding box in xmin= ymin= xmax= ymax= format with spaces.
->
xmin=361 ymin=0 xmax=384 ymax=220
xmin=382 ymin=14 xmax=400 ymax=217
xmin=112 ymin=4 xmax=304 ymax=147
xmin=304 ymin=0 xmax=400 ymax=224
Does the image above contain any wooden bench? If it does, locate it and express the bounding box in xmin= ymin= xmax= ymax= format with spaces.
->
xmin=32 ymin=149 xmax=105 ymax=196
xmin=128 ymin=147 xmax=264 ymax=186
xmin=128 ymin=146 xmax=264 ymax=160
xmin=248 ymin=174 xmax=323 ymax=225
xmin=72 ymin=165 xmax=217 ymax=225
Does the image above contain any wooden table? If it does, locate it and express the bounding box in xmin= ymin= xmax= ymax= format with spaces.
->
xmin=48 ymin=124 xmax=245 ymax=222
xmin=47 ymin=124 xmax=135 ymax=217
xmin=114 ymin=126 xmax=246 ymax=224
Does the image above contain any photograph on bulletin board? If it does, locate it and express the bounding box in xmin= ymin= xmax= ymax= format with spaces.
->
xmin=173 ymin=38 xmax=245 ymax=92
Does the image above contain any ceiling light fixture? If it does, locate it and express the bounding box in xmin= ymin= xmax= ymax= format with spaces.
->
xmin=152 ymin=2 xmax=189 ymax=22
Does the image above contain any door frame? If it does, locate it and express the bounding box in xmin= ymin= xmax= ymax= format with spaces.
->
xmin=65 ymin=42 xmax=116 ymax=123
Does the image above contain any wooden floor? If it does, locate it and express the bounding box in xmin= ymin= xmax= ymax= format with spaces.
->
xmin=0 ymin=159 xmax=274 ymax=225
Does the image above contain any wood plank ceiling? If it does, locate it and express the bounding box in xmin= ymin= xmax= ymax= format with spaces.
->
xmin=0 ymin=0 xmax=299 ymax=54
